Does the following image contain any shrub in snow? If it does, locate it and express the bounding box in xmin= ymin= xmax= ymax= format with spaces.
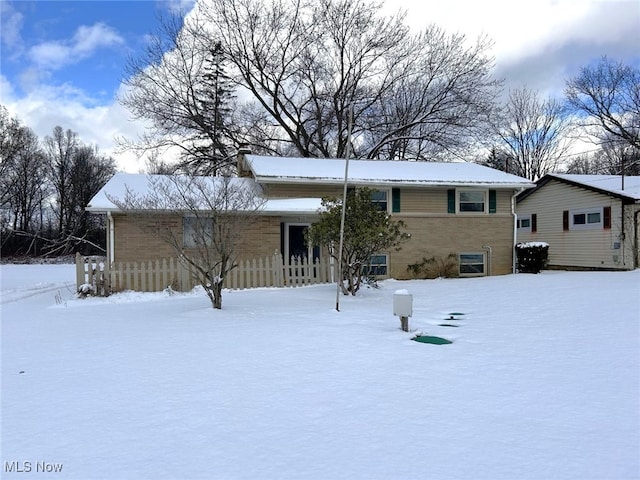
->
xmin=407 ymin=253 xmax=458 ymax=279
xmin=515 ymin=242 xmax=549 ymax=274
xmin=307 ymin=187 xmax=409 ymax=295
xmin=163 ymin=285 xmax=176 ymax=296
xmin=77 ymin=283 xmax=95 ymax=298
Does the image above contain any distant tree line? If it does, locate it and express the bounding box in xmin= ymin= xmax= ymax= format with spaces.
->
xmin=483 ymin=57 xmax=639 ymax=178
xmin=0 ymin=106 xmax=116 ymax=258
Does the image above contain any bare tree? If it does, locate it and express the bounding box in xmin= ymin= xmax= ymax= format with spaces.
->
xmin=121 ymin=0 xmax=500 ymax=162
xmin=565 ymin=57 xmax=640 ymax=151
xmin=3 ymin=127 xmax=48 ymax=233
xmin=563 ymin=153 xmax=602 ymax=174
xmin=68 ymin=146 xmax=117 ymax=246
xmin=200 ymin=0 xmax=501 ymax=159
xmin=0 ymin=106 xmax=26 ymax=205
xmin=492 ymin=87 xmax=573 ymax=180
xmin=565 ymin=140 xmax=640 ymax=176
xmin=119 ymin=13 xmax=239 ymax=175
xmin=361 ymin=29 xmax=499 ymax=160
xmin=41 ymin=127 xmax=116 ymax=254
xmin=109 ymin=175 xmax=265 ymax=309
xmin=43 ymin=126 xmax=78 ymax=237
xmin=144 ymin=150 xmax=178 ymax=174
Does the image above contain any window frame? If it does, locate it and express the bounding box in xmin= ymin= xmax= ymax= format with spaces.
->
xmin=364 ymin=253 xmax=389 ymax=277
xmin=370 ymin=189 xmax=391 ymax=213
xmin=569 ymin=207 xmax=603 ymax=230
xmin=517 ymin=214 xmax=532 ymax=232
xmin=456 ymin=189 xmax=488 ymax=214
xmin=183 ymin=216 xmax=215 ymax=248
xmin=459 ymin=252 xmax=486 ymax=277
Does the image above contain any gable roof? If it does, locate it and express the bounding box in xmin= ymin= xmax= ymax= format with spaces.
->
xmin=243 ymin=155 xmax=536 ymax=189
xmin=86 ymin=173 xmax=323 ymax=214
xmin=517 ymin=173 xmax=640 ymax=203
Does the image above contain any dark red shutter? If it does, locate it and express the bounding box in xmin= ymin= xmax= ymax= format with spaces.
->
xmin=531 ymin=214 xmax=537 ymax=233
xmin=563 ymin=211 xmax=569 ymax=231
xmin=603 ymin=206 xmax=611 ymax=229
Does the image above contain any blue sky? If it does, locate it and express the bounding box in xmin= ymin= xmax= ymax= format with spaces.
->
xmin=1 ymin=0 xmax=639 ymax=171
xmin=1 ymin=1 xmax=178 ymax=103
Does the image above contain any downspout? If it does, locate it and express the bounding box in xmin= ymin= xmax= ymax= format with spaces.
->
xmin=621 ymin=202 xmax=626 ymax=267
xmin=482 ymin=245 xmax=492 ymax=276
xmin=511 ymin=189 xmax=525 ymax=274
xmin=635 ymin=209 xmax=640 ymax=269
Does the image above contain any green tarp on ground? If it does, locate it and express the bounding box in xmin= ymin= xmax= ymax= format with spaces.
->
xmin=412 ymin=335 xmax=452 ymax=345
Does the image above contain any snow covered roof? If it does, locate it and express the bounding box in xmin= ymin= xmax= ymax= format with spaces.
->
xmin=519 ymin=174 xmax=640 ymax=202
xmin=86 ymin=173 xmax=323 ymax=214
xmin=243 ymin=154 xmax=536 ymax=188
xmin=551 ymin=174 xmax=640 ymax=201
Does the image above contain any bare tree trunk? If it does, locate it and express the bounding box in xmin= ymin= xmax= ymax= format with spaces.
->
xmin=212 ymin=282 xmax=223 ymax=309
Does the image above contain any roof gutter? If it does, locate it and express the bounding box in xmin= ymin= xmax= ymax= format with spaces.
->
xmin=253 ymin=176 xmax=535 ymax=190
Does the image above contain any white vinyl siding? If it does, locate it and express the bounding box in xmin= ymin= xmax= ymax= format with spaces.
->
xmin=516 ymin=179 xmax=631 ymax=269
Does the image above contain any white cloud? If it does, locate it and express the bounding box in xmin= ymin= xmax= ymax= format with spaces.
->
xmin=387 ymin=0 xmax=638 ymax=60
xmin=28 ymin=22 xmax=124 ymax=71
xmin=1 ymin=74 xmax=147 ymax=172
xmin=0 ymin=2 xmax=24 ymax=53
xmin=384 ymin=0 xmax=639 ymax=97
xmin=163 ymin=0 xmax=197 ymax=14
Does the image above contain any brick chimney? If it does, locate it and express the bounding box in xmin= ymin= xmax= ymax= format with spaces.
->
xmin=237 ymin=144 xmax=253 ymax=178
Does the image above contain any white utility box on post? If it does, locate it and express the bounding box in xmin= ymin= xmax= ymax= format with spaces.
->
xmin=393 ymin=289 xmax=413 ymax=332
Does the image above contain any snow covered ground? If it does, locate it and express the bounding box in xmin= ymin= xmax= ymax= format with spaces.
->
xmin=1 ymin=264 xmax=639 ymax=480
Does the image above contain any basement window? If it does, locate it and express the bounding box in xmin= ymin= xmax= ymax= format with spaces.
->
xmin=459 ymin=253 xmax=485 ymax=277
xmin=364 ymin=254 xmax=389 ymax=276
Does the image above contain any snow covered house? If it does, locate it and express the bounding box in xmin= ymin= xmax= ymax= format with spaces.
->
xmin=516 ymin=174 xmax=640 ymax=270
xmin=87 ymin=151 xmax=535 ymax=280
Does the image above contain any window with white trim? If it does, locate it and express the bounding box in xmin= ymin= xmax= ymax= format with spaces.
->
xmin=459 ymin=253 xmax=485 ymax=276
xmin=183 ymin=216 xmax=214 ymax=247
xmin=518 ymin=215 xmax=532 ymax=232
xmin=570 ymin=207 xmax=602 ymax=230
xmin=370 ymin=189 xmax=390 ymax=212
xmin=458 ymin=190 xmax=487 ymax=213
xmin=364 ymin=254 xmax=388 ymax=276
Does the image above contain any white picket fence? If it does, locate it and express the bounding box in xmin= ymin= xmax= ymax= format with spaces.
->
xmin=75 ymin=252 xmax=334 ymax=296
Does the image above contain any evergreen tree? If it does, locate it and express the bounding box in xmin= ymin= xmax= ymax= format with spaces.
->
xmin=307 ymin=188 xmax=410 ymax=295
xmin=179 ymin=41 xmax=236 ymax=175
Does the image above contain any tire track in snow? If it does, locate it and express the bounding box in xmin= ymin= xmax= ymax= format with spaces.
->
xmin=0 ymin=282 xmax=75 ymax=305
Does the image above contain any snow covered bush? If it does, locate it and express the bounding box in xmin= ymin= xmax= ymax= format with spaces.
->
xmin=515 ymin=242 xmax=549 ymax=273
xmin=77 ymin=283 xmax=96 ymax=298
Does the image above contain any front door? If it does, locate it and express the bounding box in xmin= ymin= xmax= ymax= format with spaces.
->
xmin=285 ymin=224 xmax=320 ymax=261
